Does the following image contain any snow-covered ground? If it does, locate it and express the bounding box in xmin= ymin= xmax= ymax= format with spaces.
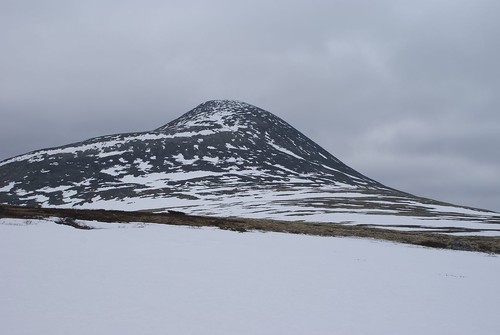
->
xmin=55 ymin=185 xmax=500 ymax=236
xmin=1 ymin=218 xmax=499 ymax=335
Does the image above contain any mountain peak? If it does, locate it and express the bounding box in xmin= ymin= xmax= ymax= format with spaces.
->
xmin=155 ymin=99 xmax=266 ymax=132
xmin=201 ymin=99 xmax=255 ymax=109
xmin=0 ymin=99 xmax=380 ymax=207
xmin=195 ymin=99 xmax=262 ymax=113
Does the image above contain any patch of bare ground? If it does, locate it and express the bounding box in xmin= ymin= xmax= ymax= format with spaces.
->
xmin=1 ymin=204 xmax=499 ymax=254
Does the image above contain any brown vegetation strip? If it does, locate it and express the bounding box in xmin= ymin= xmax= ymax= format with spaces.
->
xmin=1 ymin=204 xmax=499 ymax=254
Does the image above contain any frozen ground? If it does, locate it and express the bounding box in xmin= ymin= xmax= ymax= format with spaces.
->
xmin=1 ymin=218 xmax=500 ymax=335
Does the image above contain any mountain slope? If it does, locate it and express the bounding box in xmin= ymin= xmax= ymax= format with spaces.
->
xmin=1 ymin=100 xmax=499 ymax=234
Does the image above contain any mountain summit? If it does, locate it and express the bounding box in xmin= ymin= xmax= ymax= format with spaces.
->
xmin=1 ymin=100 xmax=499 ymax=233
xmin=156 ymin=100 xmax=379 ymax=187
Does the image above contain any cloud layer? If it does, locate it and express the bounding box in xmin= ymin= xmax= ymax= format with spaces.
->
xmin=1 ymin=0 xmax=499 ymax=211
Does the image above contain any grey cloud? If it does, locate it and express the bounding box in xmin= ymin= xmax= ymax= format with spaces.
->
xmin=1 ymin=0 xmax=499 ymax=211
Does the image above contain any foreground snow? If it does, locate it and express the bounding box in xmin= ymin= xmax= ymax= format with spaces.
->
xmin=1 ymin=219 xmax=500 ymax=335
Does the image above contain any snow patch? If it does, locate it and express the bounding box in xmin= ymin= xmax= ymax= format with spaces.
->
xmin=268 ymin=141 xmax=305 ymax=160
xmin=0 ymin=182 xmax=15 ymax=192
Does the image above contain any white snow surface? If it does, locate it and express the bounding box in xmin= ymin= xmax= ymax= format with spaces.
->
xmin=268 ymin=141 xmax=305 ymax=160
xmin=1 ymin=218 xmax=499 ymax=335
xmin=0 ymin=181 xmax=15 ymax=192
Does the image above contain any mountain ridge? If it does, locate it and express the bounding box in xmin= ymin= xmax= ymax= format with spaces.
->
xmin=1 ymin=100 xmax=499 ymax=235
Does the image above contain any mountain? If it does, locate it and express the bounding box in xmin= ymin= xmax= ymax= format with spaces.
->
xmin=1 ymin=100 xmax=499 ymax=234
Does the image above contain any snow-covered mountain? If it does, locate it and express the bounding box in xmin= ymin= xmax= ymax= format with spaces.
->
xmin=1 ymin=100 xmax=499 ymax=234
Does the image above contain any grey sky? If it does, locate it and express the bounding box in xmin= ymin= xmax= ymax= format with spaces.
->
xmin=1 ymin=0 xmax=499 ymax=211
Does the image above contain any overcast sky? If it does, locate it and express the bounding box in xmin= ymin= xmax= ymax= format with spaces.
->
xmin=1 ymin=0 xmax=499 ymax=212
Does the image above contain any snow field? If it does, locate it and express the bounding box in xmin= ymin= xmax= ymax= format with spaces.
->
xmin=1 ymin=219 xmax=500 ymax=335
